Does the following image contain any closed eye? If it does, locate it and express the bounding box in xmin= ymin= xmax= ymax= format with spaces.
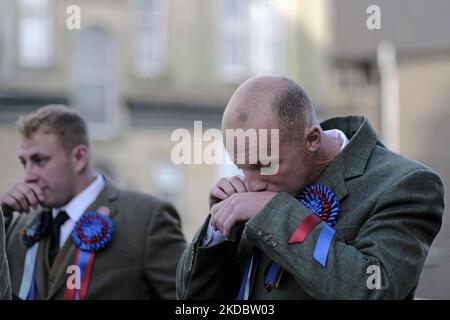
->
xmin=31 ymin=154 xmax=50 ymax=167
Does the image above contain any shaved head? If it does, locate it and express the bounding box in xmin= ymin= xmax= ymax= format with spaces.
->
xmin=219 ymin=75 xmax=340 ymax=197
xmin=222 ymin=75 xmax=318 ymax=144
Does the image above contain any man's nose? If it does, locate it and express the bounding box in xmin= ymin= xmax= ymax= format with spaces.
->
xmin=24 ymin=164 xmax=39 ymax=183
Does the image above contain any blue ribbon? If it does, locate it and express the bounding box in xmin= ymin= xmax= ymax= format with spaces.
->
xmin=313 ymin=224 xmax=336 ymax=267
xmin=264 ymin=261 xmax=281 ymax=291
xmin=18 ymin=242 xmax=39 ymax=300
xmin=75 ymin=250 xmax=92 ymax=300
xmin=26 ymin=273 xmax=36 ymax=300
xmin=236 ymin=253 xmax=254 ymax=300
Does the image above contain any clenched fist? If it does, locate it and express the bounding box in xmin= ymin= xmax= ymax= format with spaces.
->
xmin=0 ymin=182 xmax=45 ymax=216
xmin=209 ymin=176 xmax=247 ymax=209
xmin=208 ymin=176 xmax=276 ymax=240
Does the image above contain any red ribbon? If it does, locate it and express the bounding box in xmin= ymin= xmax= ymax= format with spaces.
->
xmin=288 ymin=213 xmax=321 ymax=243
xmin=63 ymin=250 xmax=95 ymax=300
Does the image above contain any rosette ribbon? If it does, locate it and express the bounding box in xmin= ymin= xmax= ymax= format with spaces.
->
xmin=264 ymin=185 xmax=340 ymax=292
xmin=18 ymin=211 xmax=51 ymax=300
xmin=63 ymin=212 xmax=114 ymax=300
xmin=237 ymin=185 xmax=340 ymax=298
xmin=289 ymin=184 xmax=340 ymax=267
xmin=236 ymin=249 xmax=262 ymax=300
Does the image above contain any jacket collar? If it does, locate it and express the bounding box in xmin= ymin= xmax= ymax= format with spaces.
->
xmin=314 ymin=116 xmax=380 ymax=202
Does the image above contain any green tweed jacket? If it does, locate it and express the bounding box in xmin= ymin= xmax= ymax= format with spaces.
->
xmin=177 ymin=116 xmax=445 ymax=300
xmin=5 ymin=179 xmax=186 ymax=299
xmin=0 ymin=208 xmax=11 ymax=300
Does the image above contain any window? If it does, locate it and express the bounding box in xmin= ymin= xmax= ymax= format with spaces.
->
xmin=219 ymin=0 xmax=284 ymax=82
xmin=134 ymin=0 xmax=168 ymax=77
xmin=71 ymin=27 xmax=119 ymax=140
xmin=219 ymin=0 xmax=247 ymax=82
xmin=17 ymin=0 xmax=53 ymax=68
xmin=333 ymin=61 xmax=375 ymax=89
xmin=0 ymin=0 xmax=10 ymax=78
xmin=248 ymin=0 xmax=284 ymax=75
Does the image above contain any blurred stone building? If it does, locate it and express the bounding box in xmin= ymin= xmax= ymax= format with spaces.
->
xmin=329 ymin=0 xmax=450 ymax=299
xmin=0 ymin=0 xmax=449 ymax=298
xmin=0 ymin=0 xmax=330 ymax=241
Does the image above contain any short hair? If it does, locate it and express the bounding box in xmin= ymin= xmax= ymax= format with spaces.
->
xmin=17 ymin=105 xmax=90 ymax=152
xmin=272 ymin=80 xmax=318 ymax=143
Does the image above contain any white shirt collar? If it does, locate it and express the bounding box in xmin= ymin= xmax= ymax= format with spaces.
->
xmin=53 ymin=174 xmax=105 ymax=222
xmin=324 ymin=129 xmax=350 ymax=151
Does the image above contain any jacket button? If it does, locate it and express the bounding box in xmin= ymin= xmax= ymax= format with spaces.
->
xmin=258 ymin=230 xmax=265 ymax=237
xmin=271 ymin=240 xmax=278 ymax=247
xmin=264 ymin=234 xmax=273 ymax=241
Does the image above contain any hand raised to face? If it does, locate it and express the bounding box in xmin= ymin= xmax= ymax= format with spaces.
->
xmin=210 ymin=180 xmax=276 ymax=240
xmin=209 ymin=176 xmax=247 ymax=209
xmin=0 ymin=182 xmax=45 ymax=216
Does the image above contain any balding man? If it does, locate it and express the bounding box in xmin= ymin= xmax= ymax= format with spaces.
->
xmin=176 ymin=75 xmax=444 ymax=299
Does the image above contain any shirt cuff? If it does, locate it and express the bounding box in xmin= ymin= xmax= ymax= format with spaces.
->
xmin=201 ymin=218 xmax=227 ymax=247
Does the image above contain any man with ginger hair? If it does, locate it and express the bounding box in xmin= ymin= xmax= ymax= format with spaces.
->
xmin=2 ymin=105 xmax=186 ymax=299
xmin=177 ymin=75 xmax=444 ymax=299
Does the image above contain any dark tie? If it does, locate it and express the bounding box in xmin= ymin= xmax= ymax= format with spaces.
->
xmin=49 ymin=210 xmax=70 ymax=266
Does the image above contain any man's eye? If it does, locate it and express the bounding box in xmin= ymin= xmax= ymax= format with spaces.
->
xmin=35 ymin=158 xmax=47 ymax=166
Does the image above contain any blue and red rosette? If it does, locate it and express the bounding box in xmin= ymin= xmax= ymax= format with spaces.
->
xmin=299 ymin=184 xmax=340 ymax=227
xmin=289 ymin=184 xmax=340 ymax=267
xmin=72 ymin=212 xmax=114 ymax=252
xmin=64 ymin=212 xmax=114 ymax=300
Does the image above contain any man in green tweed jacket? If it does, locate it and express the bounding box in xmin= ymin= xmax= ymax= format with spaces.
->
xmin=2 ymin=105 xmax=186 ymax=299
xmin=176 ymin=75 xmax=445 ymax=299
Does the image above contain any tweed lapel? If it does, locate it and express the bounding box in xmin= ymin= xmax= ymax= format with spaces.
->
xmin=314 ymin=116 xmax=379 ymax=202
xmin=46 ymin=178 xmax=120 ymax=299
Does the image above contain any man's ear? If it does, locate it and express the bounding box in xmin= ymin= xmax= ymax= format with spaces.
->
xmin=304 ymin=126 xmax=321 ymax=153
xmin=71 ymin=144 xmax=90 ymax=174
